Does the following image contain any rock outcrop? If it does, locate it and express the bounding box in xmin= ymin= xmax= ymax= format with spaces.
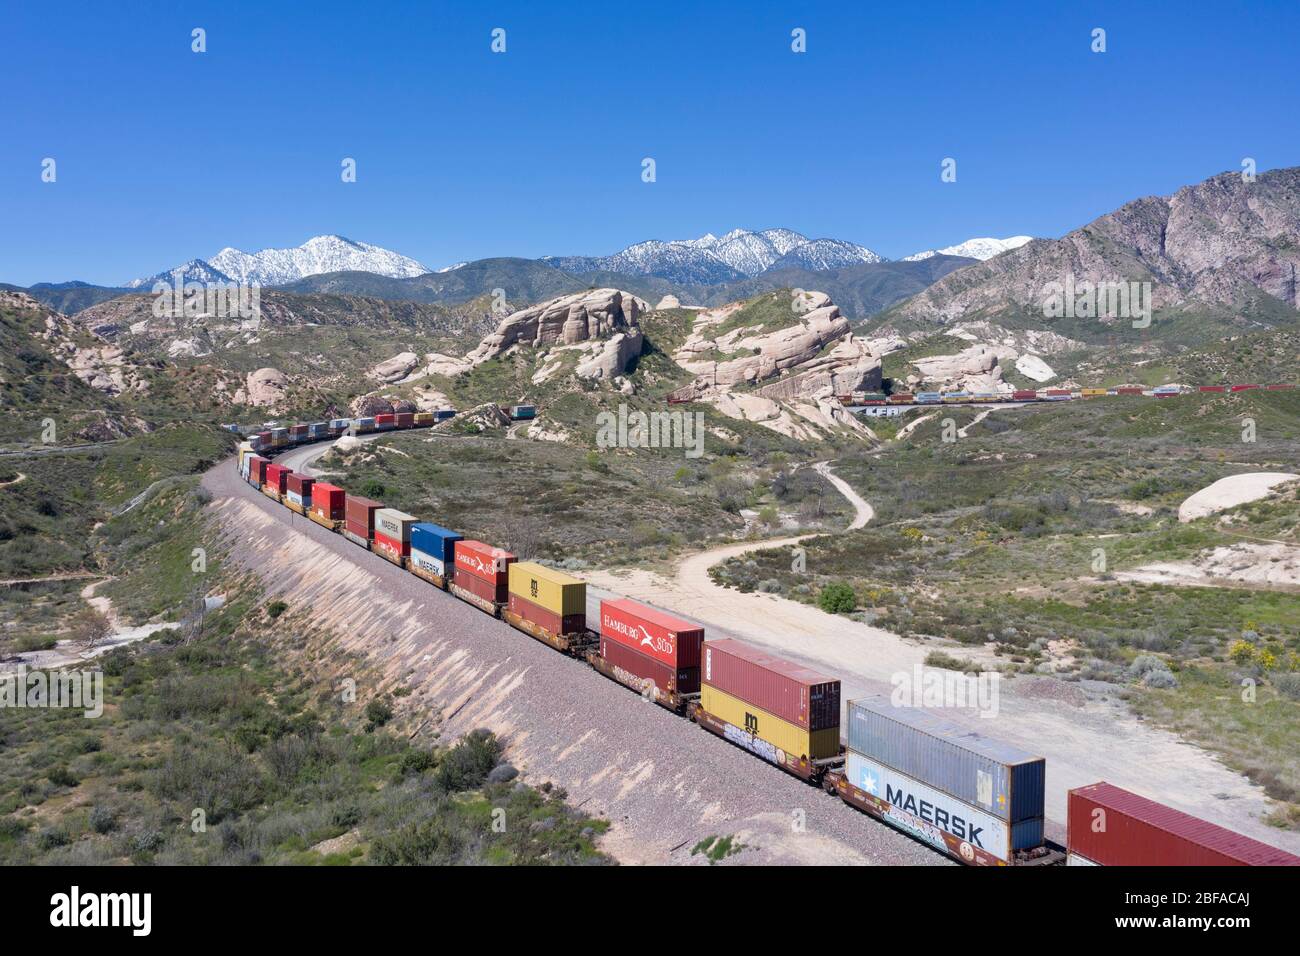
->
xmin=234 ymin=367 xmax=289 ymax=407
xmin=369 ymin=352 xmax=419 ymax=384
xmin=350 ymin=394 xmax=395 ymax=418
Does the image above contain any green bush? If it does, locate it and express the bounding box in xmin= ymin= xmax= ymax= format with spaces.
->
xmin=266 ymin=600 xmax=288 ymax=619
xmin=817 ymin=582 xmax=857 ymax=615
xmin=364 ymin=699 xmax=394 ymax=731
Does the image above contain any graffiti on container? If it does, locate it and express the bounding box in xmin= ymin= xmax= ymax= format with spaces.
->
xmin=722 ymin=721 xmax=781 ymax=767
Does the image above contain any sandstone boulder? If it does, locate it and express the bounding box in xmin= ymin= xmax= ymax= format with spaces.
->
xmin=350 ymin=394 xmax=394 ymax=417
xmin=370 ymin=352 xmax=419 ymax=384
xmin=236 ymin=367 xmax=288 ymax=407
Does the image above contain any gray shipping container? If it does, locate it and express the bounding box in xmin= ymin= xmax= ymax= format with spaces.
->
xmin=846 ymin=696 xmax=1045 ymax=823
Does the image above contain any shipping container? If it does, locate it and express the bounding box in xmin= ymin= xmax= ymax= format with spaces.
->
xmin=700 ymin=684 xmax=840 ymax=762
xmin=413 ymin=411 xmax=434 ymax=426
xmin=508 ymin=562 xmax=584 ymax=617
xmin=1081 ymin=388 xmax=1107 ymax=397
xmin=703 ymin=638 xmax=838 ymax=732
xmin=285 ymin=472 xmax=314 ymax=498
xmin=409 ymin=522 xmax=460 ymax=575
xmin=1266 ymin=383 xmax=1295 ymax=390
xmin=841 ymin=751 xmax=1036 ymax=864
xmin=452 ymin=566 xmax=507 ymax=608
xmin=374 ymin=413 xmax=396 ymax=428
xmin=308 ymin=422 xmax=330 ymax=437
xmin=595 ymin=637 xmax=700 ymax=697
xmin=373 ymin=530 xmax=409 ymax=564
xmin=289 ymin=424 xmax=309 ymax=440
xmin=887 ymin=392 xmax=914 ymax=403
xmin=453 ymin=539 xmax=516 ymax=586
xmin=435 ymin=408 xmax=457 ymax=421
xmin=1199 ymin=385 xmax=1226 ymax=393
xmin=344 ymin=495 xmax=383 ymax=539
xmin=1011 ymin=390 xmax=1038 ymax=401
xmin=846 ymin=696 xmax=1045 ymax=824
xmin=246 ymin=456 xmax=269 ymax=486
xmin=1067 ymin=782 xmax=1300 ymax=866
xmin=354 ymin=417 xmax=376 ymax=433
xmin=915 ymin=392 xmax=942 ymax=403
xmin=309 ymin=482 xmax=346 ymax=521
xmin=329 ymin=418 xmax=351 ymax=430
xmin=509 ymin=404 xmax=537 ymax=420
xmin=1230 ymin=384 xmax=1260 ymax=392
xmin=600 ymin=599 xmax=703 ymax=669
xmin=374 ymin=508 xmax=418 ymax=542
xmin=508 ymin=593 xmax=586 ymax=641
xmin=394 ymin=412 xmax=414 ymax=428
xmin=263 ymin=463 xmax=289 ymax=494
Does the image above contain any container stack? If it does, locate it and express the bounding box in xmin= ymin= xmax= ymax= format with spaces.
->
xmin=508 ymin=562 xmax=586 ymax=636
xmin=452 ymin=540 xmax=516 ymax=606
xmin=308 ymin=482 xmax=346 ymax=523
xmin=373 ymin=508 xmax=417 ymax=564
xmin=409 ymin=522 xmax=461 ymax=583
xmin=343 ymin=496 xmax=383 ymax=547
xmin=844 ymin=696 xmax=1045 ymax=865
xmin=599 ymin=599 xmax=703 ymax=697
xmin=701 ymin=638 xmax=839 ymax=762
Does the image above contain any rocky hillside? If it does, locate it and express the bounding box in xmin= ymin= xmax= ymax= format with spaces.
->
xmin=887 ymin=166 xmax=1300 ymax=337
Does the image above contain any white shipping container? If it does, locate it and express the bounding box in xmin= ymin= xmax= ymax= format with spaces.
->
xmin=409 ymin=548 xmax=446 ymax=578
xmin=375 ymin=508 xmax=417 ymax=541
xmin=845 ymin=750 xmax=1012 ymax=862
xmin=286 ymin=490 xmax=305 ymax=507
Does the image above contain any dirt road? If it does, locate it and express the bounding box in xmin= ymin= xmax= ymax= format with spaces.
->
xmin=586 ymin=467 xmax=1300 ymax=854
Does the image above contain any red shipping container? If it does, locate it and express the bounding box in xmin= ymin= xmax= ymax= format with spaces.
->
xmin=285 ymin=472 xmax=314 ymax=496
xmin=345 ymin=495 xmax=383 ymax=531
xmin=508 ymin=593 xmax=584 ymax=636
xmin=599 ymin=599 xmax=703 ymax=669
xmin=1012 ymin=390 xmax=1038 ymax=400
xmin=1199 ymin=385 xmax=1226 ymax=393
xmin=453 ymin=540 xmax=515 ymax=586
xmin=395 ymin=412 xmax=414 ymax=427
xmin=1266 ymin=383 xmax=1294 ymax=390
xmin=600 ymin=637 xmax=700 ymax=695
xmin=373 ymin=530 xmax=410 ymax=561
xmin=1116 ymin=387 xmax=1144 ymax=394
xmin=1231 ymin=384 xmax=1260 ymax=392
xmin=1068 ymin=782 xmax=1300 ymax=866
xmin=375 ymin=413 xmax=397 ymax=425
xmin=247 ymin=457 xmax=268 ymax=484
xmin=289 ymin=424 xmax=308 ymax=436
xmin=344 ymin=519 xmax=372 ymax=541
xmin=264 ymin=463 xmax=289 ymax=493
xmin=309 ymin=482 xmax=346 ymax=520
xmin=454 ymin=566 xmax=507 ymax=604
xmin=703 ymin=638 xmax=839 ymax=731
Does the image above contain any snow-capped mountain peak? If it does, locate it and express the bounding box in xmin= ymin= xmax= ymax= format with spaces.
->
xmin=543 ymin=228 xmax=887 ymax=284
xmin=126 ymin=235 xmax=431 ymax=288
xmin=902 ymin=235 xmax=1034 ymax=262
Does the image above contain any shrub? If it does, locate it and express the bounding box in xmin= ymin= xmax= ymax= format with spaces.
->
xmin=364 ymin=699 xmax=394 ymax=731
xmin=89 ymin=805 xmax=118 ymax=834
xmin=757 ymin=579 xmax=782 ymax=594
xmin=817 ymin=582 xmax=857 ymax=615
xmin=435 ymin=729 xmax=501 ymax=792
xmin=47 ymin=766 xmax=79 ymax=788
xmin=266 ymin=600 xmax=288 ymax=620
xmin=1272 ymin=672 xmax=1300 ymax=701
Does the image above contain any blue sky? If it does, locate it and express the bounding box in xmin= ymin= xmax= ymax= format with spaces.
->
xmin=2 ymin=0 xmax=1297 ymax=286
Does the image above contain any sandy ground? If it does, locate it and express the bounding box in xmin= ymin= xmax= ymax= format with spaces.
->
xmin=0 ymin=579 xmax=174 ymax=674
xmin=1178 ymin=472 xmax=1298 ymax=522
xmin=894 ymin=411 xmax=938 ymax=440
xmin=1116 ymin=541 xmax=1300 ymax=589
xmin=586 ymin=466 xmax=1300 ymax=855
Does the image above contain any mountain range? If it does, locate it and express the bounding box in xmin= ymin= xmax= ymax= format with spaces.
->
xmin=902 ymin=236 xmax=1033 ymax=262
xmin=125 ymin=235 xmax=430 ymax=289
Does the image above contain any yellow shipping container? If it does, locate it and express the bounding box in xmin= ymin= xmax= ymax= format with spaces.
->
xmin=1081 ymin=388 xmax=1107 ymax=397
xmin=701 ymin=684 xmax=840 ymax=761
xmin=508 ymin=561 xmax=586 ymax=616
xmin=413 ymin=412 xmax=434 ymax=424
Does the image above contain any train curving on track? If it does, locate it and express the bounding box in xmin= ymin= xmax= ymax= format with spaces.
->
xmin=231 ymin=412 xmax=1300 ymax=868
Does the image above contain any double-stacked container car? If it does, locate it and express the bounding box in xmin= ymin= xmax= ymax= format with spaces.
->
xmin=262 ymin=462 xmax=289 ymax=500
xmin=284 ymin=472 xmax=314 ymax=514
xmin=450 ymin=540 xmax=516 ymax=615
xmin=1066 ymin=782 xmax=1299 ymax=866
xmin=590 ymin=599 xmax=703 ymax=711
xmin=504 ymin=562 xmax=589 ymax=652
xmin=308 ymin=481 xmax=346 ymax=529
xmin=373 ymin=508 xmax=417 ymax=565
xmin=408 ymin=522 xmax=461 ymax=587
xmin=343 ymin=496 xmax=382 ymax=549
xmin=835 ymin=697 xmax=1049 ymax=866
xmin=698 ymin=638 xmax=840 ymax=779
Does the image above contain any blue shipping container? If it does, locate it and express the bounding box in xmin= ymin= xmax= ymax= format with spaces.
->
xmin=410 ymin=522 xmax=461 ymax=565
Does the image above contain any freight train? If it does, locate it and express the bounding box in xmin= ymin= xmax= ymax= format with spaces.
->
xmin=838 ymin=382 xmax=1295 ymax=407
xmin=233 ymin=421 xmax=1300 ymax=868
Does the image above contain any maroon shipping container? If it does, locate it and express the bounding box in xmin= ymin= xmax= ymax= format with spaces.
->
xmin=247 ymin=456 xmax=268 ymax=484
xmin=1116 ymin=387 xmax=1144 ymax=395
xmin=454 ymin=566 xmax=507 ymax=604
xmin=394 ymin=412 xmax=415 ymax=427
xmin=1068 ymin=782 xmax=1300 ymax=866
xmin=599 ymin=599 xmax=703 ymax=669
xmin=289 ymin=424 xmax=308 ymax=437
xmin=453 ymin=540 xmax=515 ymax=586
xmin=703 ymin=638 xmax=839 ymax=732
xmin=1012 ymin=390 xmax=1038 ymax=400
xmin=344 ymin=495 xmax=383 ymax=533
xmin=1199 ymin=385 xmax=1227 ymax=393
xmin=600 ymin=637 xmax=700 ymax=695
xmin=285 ymin=472 xmax=314 ymax=496
xmin=508 ymin=593 xmax=584 ymax=636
